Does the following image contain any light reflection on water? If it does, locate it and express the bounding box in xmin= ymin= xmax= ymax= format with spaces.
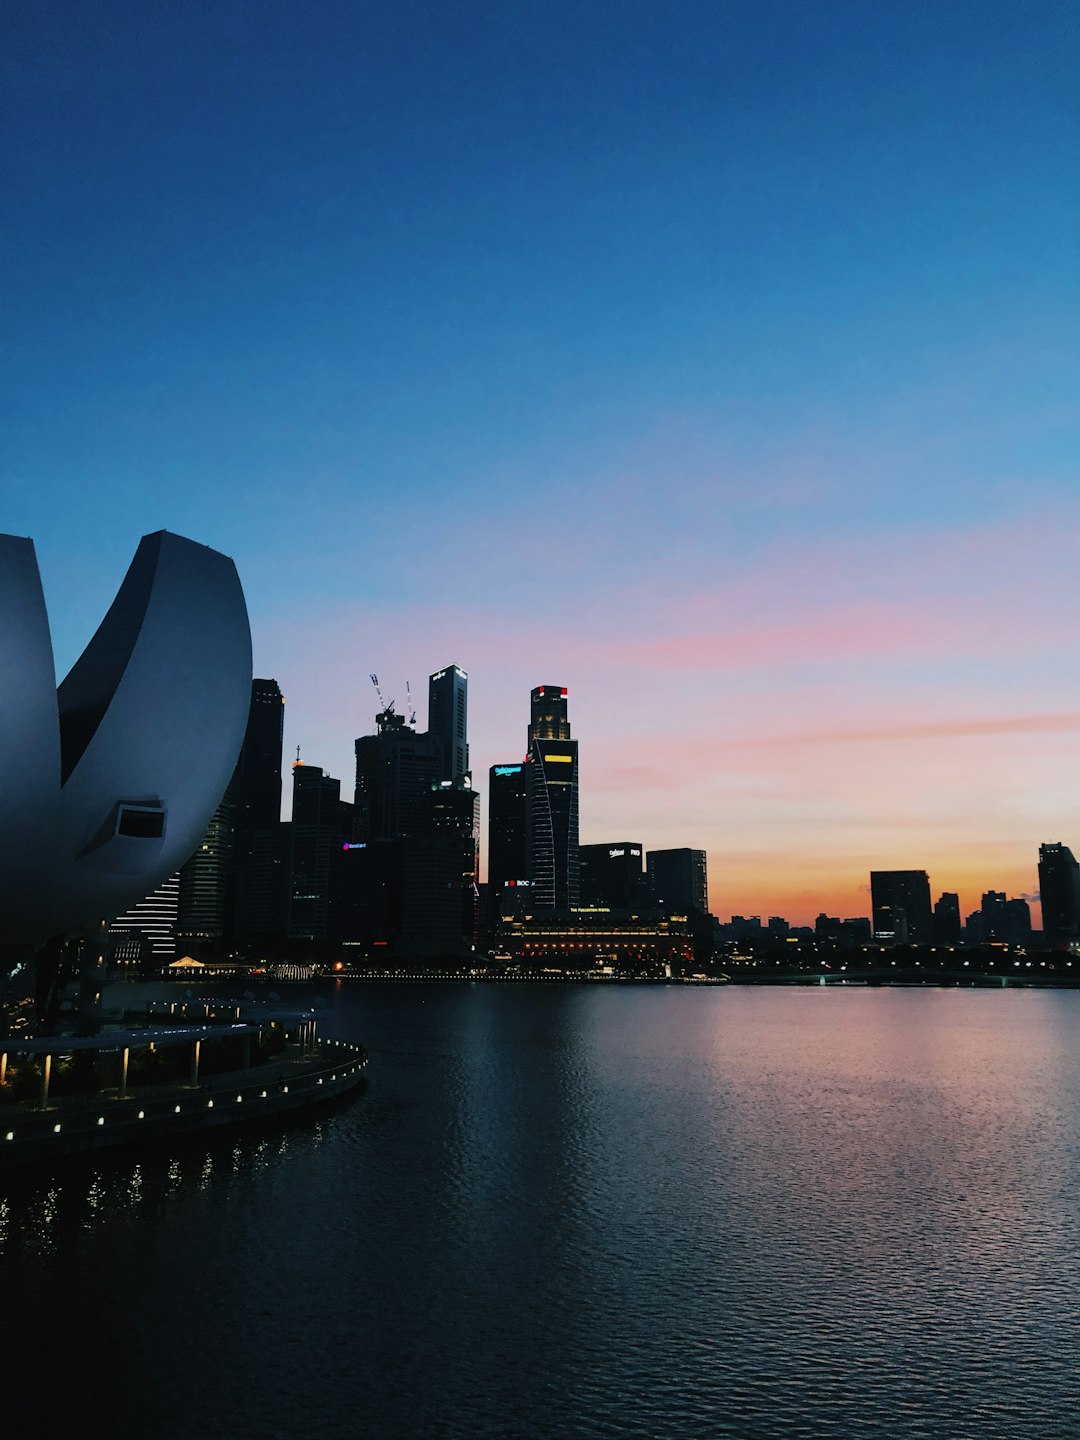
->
xmin=2 ymin=984 xmax=1080 ymax=1438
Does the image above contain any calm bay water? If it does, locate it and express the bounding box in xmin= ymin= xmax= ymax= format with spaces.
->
xmin=3 ymin=983 xmax=1080 ymax=1438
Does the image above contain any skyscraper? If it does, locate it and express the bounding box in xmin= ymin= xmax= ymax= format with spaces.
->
xmin=870 ymin=870 xmax=933 ymax=945
xmin=234 ymin=679 xmax=285 ymax=831
xmin=979 ymin=890 xmax=1008 ymax=941
xmin=232 ymin=679 xmax=286 ymax=949
xmin=488 ymin=761 xmax=528 ymax=919
xmin=932 ymin=891 xmax=962 ymax=945
xmin=398 ymin=777 xmax=480 ymax=955
xmin=351 ymin=676 xmax=476 ymax=957
xmin=647 ymin=848 xmax=708 ymax=913
xmin=579 ymin=842 xmax=646 ymax=909
xmin=428 ymin=664 xmax=469 ymax=782
xmin=526 ymin=685 xmax=579 ymax=909
xmin=1038 ymin=843 xmax=1080 ymax=942
xmin=354 ymin=709 xmax=442 ymax=842
xmin=177 ymin=787 xmax=235 ymax=945
xmin=288 ymin=762 xmax=344 ymax=943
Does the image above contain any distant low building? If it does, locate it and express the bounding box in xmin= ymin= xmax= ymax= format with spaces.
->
xmin=496 ymin=907 xmax=694 ymax=969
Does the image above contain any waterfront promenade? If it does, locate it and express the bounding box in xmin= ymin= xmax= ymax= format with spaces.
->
xmin=0 ymin=1033 xmax=366 ymax=1170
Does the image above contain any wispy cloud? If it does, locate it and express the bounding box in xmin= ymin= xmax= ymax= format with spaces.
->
xmin=714 ymin=713 xmax=1080 ymax=750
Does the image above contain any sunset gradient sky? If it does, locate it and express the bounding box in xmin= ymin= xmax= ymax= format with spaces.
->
xmin=5 ymin=1 xmax=1078 ymax=924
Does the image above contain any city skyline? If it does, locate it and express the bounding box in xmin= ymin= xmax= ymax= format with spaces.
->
xmin=294 ymin=662 xmax=1062 ymax=931
xmin=6 ymin=3 xmax=1077 ymax=929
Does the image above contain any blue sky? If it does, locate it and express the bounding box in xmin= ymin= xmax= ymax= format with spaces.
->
xmin=4 ymin=1 xmax=1078 ymax=919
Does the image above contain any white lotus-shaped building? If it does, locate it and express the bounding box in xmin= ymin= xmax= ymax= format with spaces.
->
xmin=0 ymin=530 xmax=252 ymax=949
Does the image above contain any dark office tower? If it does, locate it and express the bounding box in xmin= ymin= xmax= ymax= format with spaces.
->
xmin=288 ymin=763 xmax=344 ymax=943
xmin=232 ymin=679 xmax=286 ymax=949
xmin=933 ymin=892 xmax=963 ymax=945
xmin=579 ymin=843 xmax=646 ymax=909
xmin=1002 ymin=898 xmax=1032 ymax=944
xmin=354 ymin=709 xmax=443 ymax=842
xmin=177 ymin=786 xmax=235 ymax=946
xmin=526 ymin=686 xmax=579 ymax=909
xmin=1038 ymin=843 xmax=1080 ymax=942
xmin=488 ymin=762 xmax=528 ymax=910
xmin=428 ymin=664 xmax=469 ymax=782
xmin=870 ymin=870 xmax=933 ymax=945
xmin=241 ymin=823 xmax=290 ymax=948
xmin=980 ymin=890 xmax=1008 ymax=941
xmin=399 ymin=778 xmax=480 ymax=956
xmin=235 ymin=679 xmax=285 ymax=829
xmin=647 ymin=849 xmax=708 ymax=913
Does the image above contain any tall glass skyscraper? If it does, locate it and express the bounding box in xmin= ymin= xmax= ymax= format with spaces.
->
xmin=526 ymin=685 xmax=579 ymax=909
xmin=232 ymin=679 xmax=286 ymax=948
xmin=488 ymin=761 xmax=528 ymax=921
xmin=177 ymin=787 xmax=235 ymax=943
xmin=428 ymin=664 xmax=469 ymax=782
xmin=288 ymin=763 xmax=344 ymax=942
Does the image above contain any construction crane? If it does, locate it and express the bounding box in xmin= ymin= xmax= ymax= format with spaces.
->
xmin=369 ymin=673 xmax=395 ymax=717
xmin=405 ymin=680 xmax=417 ymax=727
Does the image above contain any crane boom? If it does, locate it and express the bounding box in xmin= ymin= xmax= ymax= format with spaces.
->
xmin=369 ymin=673 xmax=393 ymax=715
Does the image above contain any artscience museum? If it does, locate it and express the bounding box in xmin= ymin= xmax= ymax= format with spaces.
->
xmin=0 ymin=529 xmax=252 ymax=967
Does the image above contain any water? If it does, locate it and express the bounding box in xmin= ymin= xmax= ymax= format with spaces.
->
xmin=2 ymin=983 xmax=1079 ymax=1438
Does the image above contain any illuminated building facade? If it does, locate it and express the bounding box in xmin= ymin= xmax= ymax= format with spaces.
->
xmin=870 ymin=870 xmax=933 ymax=945
xmin=496 ymin=907 xmax=693 ymax=969
xmin=107 ymin=872 xmax=181 ymax=962
xmin=526 ymin=685 xmax=579 ymax=909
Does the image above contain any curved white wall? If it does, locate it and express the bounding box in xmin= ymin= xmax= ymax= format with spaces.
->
xmin=0 ymin=530 xmax=252 ymax=946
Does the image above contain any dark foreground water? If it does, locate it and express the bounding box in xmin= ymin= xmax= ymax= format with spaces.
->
xmin=3 ymin=984 xmax=1080 ymax=1438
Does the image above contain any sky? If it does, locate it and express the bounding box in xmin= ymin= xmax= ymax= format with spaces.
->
xmin=4 ymin=1 xmax=1078 ymax=925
